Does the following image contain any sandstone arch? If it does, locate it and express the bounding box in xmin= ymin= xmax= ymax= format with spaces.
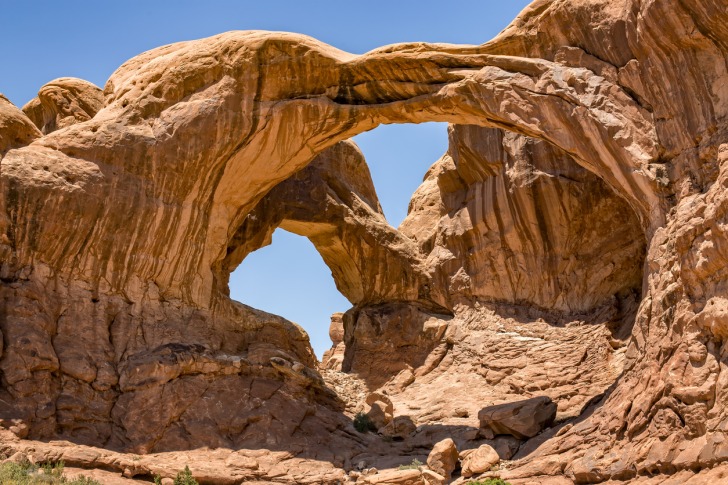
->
xmin=1 ymin=31 xmax=661 ymax=311
xmin=222 ymin=139 xmax=443 ymax=309
xmin=1 ymin=0 xmax=727 ymax=481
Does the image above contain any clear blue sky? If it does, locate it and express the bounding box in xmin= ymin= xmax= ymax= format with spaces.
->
xmin=1 ymin=0 xmax=531 ymax=358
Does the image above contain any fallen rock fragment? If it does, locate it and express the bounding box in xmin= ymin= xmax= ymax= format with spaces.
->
xmin=366 ymin=392 xmax=394 ymax=430
xmin=359 ymin=469 xmax=424 ymax=485
xmin=0 ymin=418 xmax=29 ymax=439
xmin=460 ymin=444 xmax=500 ymax=477
xmin=427 ymin=438 xmax=459 ymax=479
xmin=380 ymin=415 xmax=417 ymax=440
xmin=492 ymin=436 xmax=522 ymax=460
xmin=421 ymin=469 xmax=446 ymax=485
xmin=478 ymin=396 xmax=557 ymax=439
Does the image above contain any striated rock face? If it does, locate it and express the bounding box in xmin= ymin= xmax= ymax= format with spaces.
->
xmin=404 ymin=124 xmax=646 ymax=313
xmin=0 ymin=0 xmax=727 ymax=482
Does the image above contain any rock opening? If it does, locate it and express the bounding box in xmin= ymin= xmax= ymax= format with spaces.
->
xmin=229 ymin=228 xmax=349 ymax=358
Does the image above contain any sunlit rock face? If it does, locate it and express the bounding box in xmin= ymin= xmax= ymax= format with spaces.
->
xmin=21 ymin=78 xmax=104 ymax=135
xmin=0 ymin=0 xmax=727 ymax=482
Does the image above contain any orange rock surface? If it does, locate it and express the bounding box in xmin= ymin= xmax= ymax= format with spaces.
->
xmin=1 ymin=0 xmax=727 ymax=483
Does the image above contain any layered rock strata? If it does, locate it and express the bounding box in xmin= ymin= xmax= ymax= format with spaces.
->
xmin=0 ymin=0 xmax=726 ymax=482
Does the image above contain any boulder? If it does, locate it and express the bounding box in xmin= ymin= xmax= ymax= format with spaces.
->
xmin=380 ymin=415 xmax=417 ymax=440
xmin=478 ymin=396 xmax=557 ymax=439
xmin=460 ymin=444 xmax=500 ymax=477
xmin=427 ymin=438 xmax=459 ymax=479
xmin=421 ymin=469 xmax=446 ymax=485
xmin=359 ymin=469 xmax=424 ymax=485
xmin=366 ymin=392 xmax=394 ymax=430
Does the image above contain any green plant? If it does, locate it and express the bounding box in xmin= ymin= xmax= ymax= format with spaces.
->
xmin=0 ymin=460 xmax=36 ymax=484
xmin=0 ymin=461 xmax=101 ymax=485
xmin=397 ymin=458 xmax=423 ymax=470
xmin=465 ymin=479 xmax=512 ymax=485
xmin=154 ymin=475 xmax=163 ymax=485
xmin=173 ymin=466 xmax=198 ymax=485
xmin=353 ymin=412 xmax=376 ymax=433
xmin=41 ymin=460 xmax=63 ymax=478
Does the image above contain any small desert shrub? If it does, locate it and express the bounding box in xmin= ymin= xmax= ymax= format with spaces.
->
xmin=353 ymin=412 xmax=376 ymax=433
xmin=0 ymin=460 xmax=35 ymax=484
xmin=397 ymin=458 xmax=423 ymax=470
xmin=466 ymin=479 xmax=512 ymax=485
xmin=0 ymin=460 xmax=101 ymax=485
xmin=42 ymin=461 xmax=61 ymax=477
xmin=173 ymin=465 xmax=199 ymax=485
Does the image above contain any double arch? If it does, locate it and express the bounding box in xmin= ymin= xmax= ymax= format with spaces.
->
xmin=22 ymin=31 xmax=662 ymax=308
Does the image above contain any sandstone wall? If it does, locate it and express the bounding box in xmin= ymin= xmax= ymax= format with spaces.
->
xmin=403 ymin=124 xmax=646 ymax=313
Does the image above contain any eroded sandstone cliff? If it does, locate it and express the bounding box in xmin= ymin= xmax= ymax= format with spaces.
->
xmin=1 ymin=0 xmax=727 ymax=483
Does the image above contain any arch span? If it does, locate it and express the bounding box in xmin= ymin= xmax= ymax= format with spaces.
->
xmin=223 ymin=139 xmax=447 ymax=309
xmin=6 ymin=31 xmax=661 ymax=308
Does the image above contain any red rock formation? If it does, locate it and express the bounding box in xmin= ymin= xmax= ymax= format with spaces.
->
xmin=22 ymin=78 xmax=104 ymax=135
xmin=0 ymin=0 xmax=726 ymax=482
